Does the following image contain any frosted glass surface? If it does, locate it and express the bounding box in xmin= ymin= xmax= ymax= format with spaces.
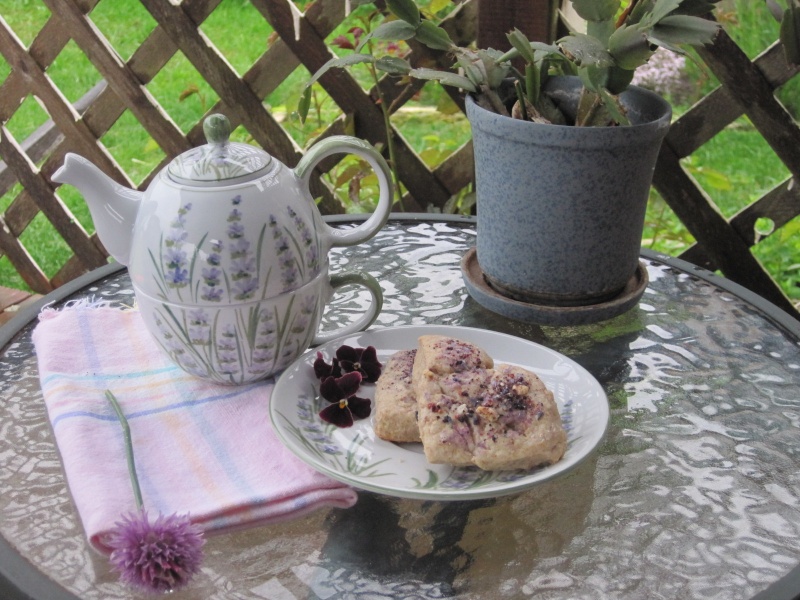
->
xmin=2 ymin=219 xmax=800 ymax=599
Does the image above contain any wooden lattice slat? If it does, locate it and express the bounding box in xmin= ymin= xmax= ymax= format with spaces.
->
xmin=0 ymin=19 xmax=123 ymax=180
xmin=0 ymin=0 xmax=799 ymax=322
xmin=43 ymin=0 xmax=191 ymax=158
xmin=700 ymin=32 xmax=800 ymax=181
xmin=667 ymin=43 xmax=798 ymax=157
xmin=653 ymin=27 xmax=800 ymax=316
xmin=0 ymin=128 xmax=105 ymax=265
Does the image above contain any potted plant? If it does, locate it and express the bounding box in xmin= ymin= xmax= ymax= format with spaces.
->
xmin=300 ymin=0 xmax=722 ymax=324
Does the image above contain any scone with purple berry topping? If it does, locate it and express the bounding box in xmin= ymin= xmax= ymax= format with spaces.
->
xmin=412 ymin=335 xmax=495 ymax=465
xmin=413 ymin=336 xmax=566 ymax=470
xmin=466 ymin=364 xmax=566 ymax=470
xmin=373 ymin=349 xmax=421 ymax=443
xmin=411 ymin=335 xmax=494 ymax=388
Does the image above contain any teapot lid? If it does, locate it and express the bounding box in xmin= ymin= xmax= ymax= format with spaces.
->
xmin=167 ymin=114 xmax=272 ymax=186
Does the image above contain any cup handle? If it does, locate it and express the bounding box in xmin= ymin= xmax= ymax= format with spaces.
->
xmin=294 ymin=136 xmax=393 ymax=247
xmin=312 ymin=271 xmax=383 ymax=345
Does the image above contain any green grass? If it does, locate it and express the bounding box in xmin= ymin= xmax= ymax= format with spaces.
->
xmin=1 ymin=0 xmax=799 ymax=304
xmin=640 ymin=0 xmax=800 ymax=301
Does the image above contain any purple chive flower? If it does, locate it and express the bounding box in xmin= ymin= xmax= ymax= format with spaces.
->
xmin=335 ymin=345 xmax=382 ymax=383
xmin=108 ymin=510 xmax=204 ymax=593
xmin=318 ymin=371 xmax=371 ymax=427
xmin=104 ymin=391 xmax=205 ymax=593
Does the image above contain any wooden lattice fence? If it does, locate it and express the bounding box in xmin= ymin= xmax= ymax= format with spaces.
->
xmin=1 ymin=0 xmax=799 ymax=319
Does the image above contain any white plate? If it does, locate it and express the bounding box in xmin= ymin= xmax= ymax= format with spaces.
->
xmin=270 ymin=325 xmax=609 ymax=500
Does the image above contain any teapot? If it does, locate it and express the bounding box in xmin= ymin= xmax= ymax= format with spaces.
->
xmin=53 ymin=114 xmax=392 ymax=384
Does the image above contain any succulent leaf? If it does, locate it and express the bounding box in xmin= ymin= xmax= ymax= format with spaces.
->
xmin=646 ymin=35 xmax=689 ymax=56
xmin=414 ymin=20 xmax=455 ymax=50
xmin=598 ymin=88 xmax=630 ymax=125
xmin=780 ymin=3 xmax=800 ymax=64
xmin=298 ymin=87 xmax=312 ymax=123
xmin=499 ymin=42 xmax=563 ymax=74
xmin=371 ymin=19 xmax=418 ymax=41
xmin=558 ymin=33 xmax=616 ymax=68
xmin=628 ymin=0 xmax=659 ymax=25
xmin=408 ymin=67 xmax=477 ymax=92
xmin=650 ymin=14 xmax=720 ymax=47
xmin=608 ymin=24 xmax=655 ymax=70
xmin=476 ymin=49 xmax=512 ymax=88
xmin=386 ymin=0 xmax=421 ymax=26
xmin=640 ymin=0 xmax=683 ymax=26
xmin=305 ymin=54 xmax=375 ymax=89
xmin=587 ymin=19 xmax=616 ymax=45
xmin=375 ymin=56 xmax=412 ymax=75
xmin=571 ymin=0 xmax=620 ymax=21
xmin=605 ymin=65 xmax=636 ymax=95
xmin=507 ymin=28 xmax=536 ymax=63
xmin=578 ymin=65 xmax=607 ymax=92
xmin=456 ymin=53 xmax=487 ymax=86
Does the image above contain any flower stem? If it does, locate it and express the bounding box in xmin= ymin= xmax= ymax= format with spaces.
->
xmin=105 ymin=390 xmax=144 ymax=510
xmin=367 ymin=46 xmax=405 ymax=211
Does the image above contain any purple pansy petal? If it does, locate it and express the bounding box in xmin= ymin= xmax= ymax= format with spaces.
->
xmin=335 ymin=345 xmax=359 ymax=363
xmin=319 ymin=402 xmax=354 ymax=427
xmin=313 ymin=352 xmax=342 ymax=380
xmin=359 ymin=346 xmax=382 ymax=382
xmin=335 ymin=345 xmax=382 ymax=382
xmin=361 ymin=345 xmax=378 ymax=363
xmin=319 ymin=376 xmax=343 ymax=402
xmin=336 ymin=371 xmax=362 ymax=397
xmin=348 ymin=395 xmax=372 ymax=420
xmin=314 ymin=345 xmax=378 ymax=428
xmin=319 ymin=372 xmax=361 ymax=402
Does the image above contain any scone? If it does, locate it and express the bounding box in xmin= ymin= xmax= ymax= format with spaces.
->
xmin=373 ymin=349 xmax=421 ymax=443
xmin=412 ymin=335 xmax=495 ymax=465
xmin=412 ymin=335 xmax=494 ymax=388
xmin=414 ymin=336 xmax=567 ymax=470
xmin=465 ymin=364 xmax=567 ymax=471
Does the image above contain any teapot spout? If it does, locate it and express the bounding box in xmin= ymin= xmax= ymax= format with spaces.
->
xmin=53 ymin=153 xmax=142 ymax=266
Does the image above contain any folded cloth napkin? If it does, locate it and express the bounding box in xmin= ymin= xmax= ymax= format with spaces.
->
xmin=32 ymin=302 xmax=357 ymax=554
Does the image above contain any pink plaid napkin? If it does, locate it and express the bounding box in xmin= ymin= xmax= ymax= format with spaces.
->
xmin=32 ymin=302 xmax=357 ymax=554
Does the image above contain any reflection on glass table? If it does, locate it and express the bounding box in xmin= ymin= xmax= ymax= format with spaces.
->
xmin=2 ymin=215 xmax=800 ymax=600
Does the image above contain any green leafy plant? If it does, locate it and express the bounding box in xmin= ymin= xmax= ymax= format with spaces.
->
xmin=300 ymin=0 xmax=722 ymax=127
xmin=765 ymin=0 xmax=800 ymax=64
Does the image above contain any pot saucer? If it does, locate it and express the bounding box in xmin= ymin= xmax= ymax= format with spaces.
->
xmin=461 ymin=247 xmax=649 ymax=326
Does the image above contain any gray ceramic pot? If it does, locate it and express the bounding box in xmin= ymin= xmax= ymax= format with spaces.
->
xmin=466 ymin=76 xmax=671 ymax=307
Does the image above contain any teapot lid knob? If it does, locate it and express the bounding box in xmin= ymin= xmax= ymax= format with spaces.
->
xmin=167 ymin=113 xmax=273 ymax=186
xmin=203 ymin=113 xmax=231 ymax=145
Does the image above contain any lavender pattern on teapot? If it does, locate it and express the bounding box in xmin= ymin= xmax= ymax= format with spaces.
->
xmin=149 ymin=195 xmax=322 ymax=305
xmin=149 ymin=291 xmax=321 ymax=385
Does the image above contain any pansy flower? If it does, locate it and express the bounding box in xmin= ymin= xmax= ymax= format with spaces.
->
xmin=335 ymin=345 xmax=382 ymax=383
xmin=313 ymin=351 xmax=342 ymax=380
xmin=318 ymin=371 xmax=371 ymax=427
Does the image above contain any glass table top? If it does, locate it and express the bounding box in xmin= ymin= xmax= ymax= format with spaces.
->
xmin=2 ymin=215 xmax=800 ymax=599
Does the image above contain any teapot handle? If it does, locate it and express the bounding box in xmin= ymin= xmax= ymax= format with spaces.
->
xmin=294 ymin=136 xmax=393 ymax=247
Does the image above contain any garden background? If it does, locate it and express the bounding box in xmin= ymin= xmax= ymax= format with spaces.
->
xmin=1 ymin=0 xmax=799 ymax=314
